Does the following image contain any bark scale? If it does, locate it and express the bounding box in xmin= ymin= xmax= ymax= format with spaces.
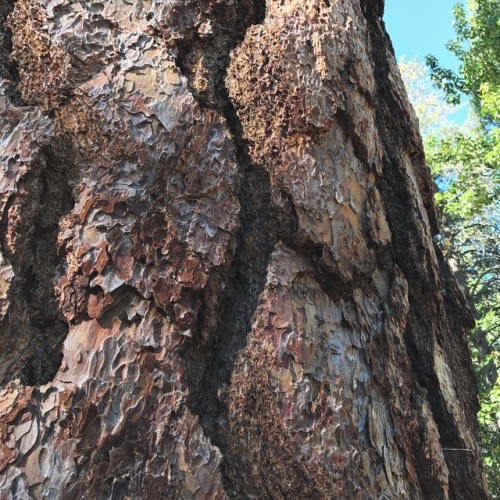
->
xmin=0 ymin=0 xmax=490 ymax=498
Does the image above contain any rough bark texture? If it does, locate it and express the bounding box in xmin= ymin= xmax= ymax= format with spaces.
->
xmin=0 ymin=0 xmax=490 ymax=498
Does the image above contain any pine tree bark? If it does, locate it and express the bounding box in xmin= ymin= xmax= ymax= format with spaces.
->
xmin=0 ymin=0 xmax=490 ymax=498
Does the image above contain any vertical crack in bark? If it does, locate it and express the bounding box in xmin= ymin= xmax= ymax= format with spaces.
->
xmin=0 ymin=0 xmax=23 ymax=104
xmin=174 ymin=0 xmax=280 ymax=495
xmin=1 ymin=4 xmax=75 ymax=386
xmin=1 ymin=144 xmax=74 ymax=386
xmin=0 ymin=1 xmax=14 ymax=77
xmin=0 ymin=0 xmax=77 ymax=385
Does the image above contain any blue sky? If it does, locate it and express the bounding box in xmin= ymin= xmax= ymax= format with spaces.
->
xmin=384 ymin=0 xmax=468 ymax=124
xmin=384 ymin=0 xmax=463 ymax=72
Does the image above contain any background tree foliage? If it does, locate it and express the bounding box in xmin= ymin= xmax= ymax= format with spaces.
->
xmin=399 ymin=0 xmax=500 ymax=494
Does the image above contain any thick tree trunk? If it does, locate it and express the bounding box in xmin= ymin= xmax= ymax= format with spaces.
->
xmin=0 ymin=0 xmax=490 ymax=498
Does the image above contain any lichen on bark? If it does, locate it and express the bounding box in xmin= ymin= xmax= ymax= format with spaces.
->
xmin=0 ymin=0 xmax=490 ymax=498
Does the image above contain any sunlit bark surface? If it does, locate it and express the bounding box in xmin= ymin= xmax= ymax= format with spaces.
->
xmin=0 ymin=0 xmax=489 ymax=498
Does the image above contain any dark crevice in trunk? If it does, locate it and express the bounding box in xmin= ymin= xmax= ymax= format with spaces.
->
xmin=0 ymin=143 xmax=75 ymax=387
xmin=0 ymin=0 xmax=23 ymax=105
xmin=360 ymin=0 xmax=385 ymax=20
xmin=365 ymin=6 xmax=486 ymax=498
xmin=0 ymin=3 xmax=74 ymax=387
xmin=335 ymin=107 xmax=370 ymax=165
xmin=173 ymin=0 xmax=282 ymax=496
xmin=288 ymin=237 xmax=376 ymax=304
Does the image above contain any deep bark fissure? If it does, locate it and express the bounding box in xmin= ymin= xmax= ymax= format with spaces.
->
xmin=335 ymin=107 xmax=370 ymax=165
xmin=289 ymin=237 xmax=378 ymax=304
xmin=0 ymin=0 xmax=22 ymax=104
xmin=174 ymin=4 xmax=395 ymax=494
xmin=0 ymin=3 xmax=76 ymax=386
xmin=0 ymin=144 xmax=74 ymax=386
xmin=174 ymin=0 xmax=282 ymax=495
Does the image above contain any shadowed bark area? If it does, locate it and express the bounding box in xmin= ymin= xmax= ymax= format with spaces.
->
xmin=363 ymin=10 xmax=486 ymax=498
xmin=177 ymin=0 xmax=286 ymax=493
xmin=0 ymin=0 xmax=489 ymax=498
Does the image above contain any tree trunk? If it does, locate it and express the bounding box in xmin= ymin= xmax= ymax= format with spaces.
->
xmin=0 ymin=0 xmax=490 ymax=498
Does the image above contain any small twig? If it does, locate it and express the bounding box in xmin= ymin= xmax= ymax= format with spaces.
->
xmin=442 ymin=448 xmax=474 ymax=453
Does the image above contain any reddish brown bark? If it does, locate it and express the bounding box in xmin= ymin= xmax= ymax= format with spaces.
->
xmin=0 ymin=0 xmax=489 ymax=498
